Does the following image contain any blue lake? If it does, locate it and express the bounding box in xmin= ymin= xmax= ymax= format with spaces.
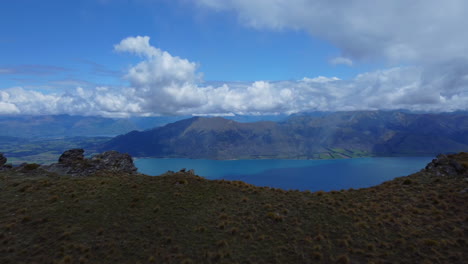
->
xmin=134 ymin=157 xmax=433 ymax=192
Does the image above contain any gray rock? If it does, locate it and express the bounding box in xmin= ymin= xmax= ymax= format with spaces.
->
xmin=0 ymin=153 xmax=6 ymax=167
xmin=44 ymin=149 xmax=137 ymax=176
xmin=91 ymin=150 xmax=137 ymax=174
xmin=58 ymin=149 xmax=85 ymax=165
xmin=449 ymin=160 xmax=464 ymax=173
xmin=425 ymin=153 xmax=467 ymax=177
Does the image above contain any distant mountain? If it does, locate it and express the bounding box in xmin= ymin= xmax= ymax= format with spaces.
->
xmin=0 ymin=115 xmax=138 ymax=138
xmin=0 ymin=115 xmax=200 ymax=138
xmin=0 ymin=114 xmax=288 ymax=138
xmin=102 ymin=111 xmax=468 ymax=159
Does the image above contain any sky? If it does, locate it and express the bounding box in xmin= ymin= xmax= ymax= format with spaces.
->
xmin=1 ymin=0 xmax=468 ymax=117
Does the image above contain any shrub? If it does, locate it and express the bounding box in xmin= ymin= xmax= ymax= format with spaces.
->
xmin=24 ymin=163 xmax=40 ymax=170
xmin=229 ymin=227 xmax=238 ymax=235
xmin=176 ymin=179 xmax=188 ymax=185
xmin=312 ymin=252 xmax=323 ymax=260
xmin=403 ymin=179 xmax=412 ymax=185
xmin=216 ymin=240 xmax=228 ymax=248
xmin=266 ymin=212 xmax=284 ymax=222
xmin=335 ymin=254 xmax=350 ymax=264
xmin=423 ymin=239 xmax=439 ymax=247
xmin=49 ymin=195 xmax=59 ymax=203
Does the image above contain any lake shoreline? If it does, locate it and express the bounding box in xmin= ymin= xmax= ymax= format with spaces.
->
xmin=135 ymin=156 xmax=434 ymax=192
xmin=132 ymin=153 xmax=437 ymax=162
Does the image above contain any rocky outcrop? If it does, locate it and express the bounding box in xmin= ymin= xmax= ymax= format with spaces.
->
xmin=45 ymin=149 xmax=137 ymax=176
xmin=424 ymin=153 xmax=468 ymax=177
xmin=0 ymin=153 xmax=6 ymax=167
xmin=90 ymin=151 xmax=137 ymax=174
xmin=58 ymin=149 xmax=85 ymax=165
xmin=0 ymin=153 xmax=11 ymax=171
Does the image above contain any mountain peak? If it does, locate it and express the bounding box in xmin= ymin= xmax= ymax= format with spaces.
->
xmin=186 ymin=116 xmax=235 ymax=132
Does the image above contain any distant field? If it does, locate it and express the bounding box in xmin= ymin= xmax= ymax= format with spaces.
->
xmin=0 ymin=135 xmax=373 ymax=165
xmin=0 ymin=137 xmax=110 ymax=165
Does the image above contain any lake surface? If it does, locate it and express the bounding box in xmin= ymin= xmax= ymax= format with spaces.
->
xmin=135 ymin=157 xmax=433 ymax=191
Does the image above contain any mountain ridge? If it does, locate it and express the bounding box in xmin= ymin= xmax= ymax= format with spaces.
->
xmin=102 ymin=111 xmax=468 ymax=159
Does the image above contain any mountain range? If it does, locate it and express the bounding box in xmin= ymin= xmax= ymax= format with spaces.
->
xmin=102 ymin=111 xmax=468 ymax=159
xmin=0 ymin=114 xmax=288 ymax=138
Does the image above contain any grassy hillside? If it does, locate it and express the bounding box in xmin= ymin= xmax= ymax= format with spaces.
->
xmin=0 ymin=154 xmax=467 ymax=263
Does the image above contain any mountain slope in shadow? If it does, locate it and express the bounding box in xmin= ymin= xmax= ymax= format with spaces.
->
xmin=102 ymin=111 xmax=468 ymax=159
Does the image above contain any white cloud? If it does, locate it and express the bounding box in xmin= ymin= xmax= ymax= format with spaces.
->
xmin=116 ymin=36 xmax=199 ymax=86
xmin=329 ymin=57 xmax=353 ymax=66
xmin=1 ymin=36 xmax=468 ymax=117
xmin=0 ymin=101 xmax=20 ymax=114
xmin=302 ymin=76 xmax=340 ymax=83
xmin=114 ymin=36 xmax=160 ymax=58
xmin=195 ymin=0 xmax=468 ymax=64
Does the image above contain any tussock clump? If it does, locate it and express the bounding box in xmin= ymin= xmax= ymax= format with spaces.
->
xmin=311 ymin=251 xmax=323 ymax=260
xmin=23 ymin=163 xmax=41 ymax=171
xmin=335 ymin=254 xmax=350 ymax=264
xmin=216 ymin=240 xmax=228 ymax=248
xmin=266 ymin=212 xmax=284 ymax=222
xmin=403 ymin=179 xmax=413 ymax=185
xmin=176 ymin=179 xmax=188 ymax=185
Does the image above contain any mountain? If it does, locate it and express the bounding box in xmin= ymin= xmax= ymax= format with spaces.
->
xmin=102 ymin=111 xmax=468 ymax=159
xmin=0 ymin=115 xmax=139 ymax=138
xmin=0 ymin=114 xmax=289 ymax=138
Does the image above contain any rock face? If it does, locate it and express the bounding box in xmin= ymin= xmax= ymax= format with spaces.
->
xmin=58 ymin=149 xmax=85 ymax=165
xmin=425 ymin=153 xmax=468 ymax=177
xmin=90 ymin=151 xmax=137 ymax=174
xmin=0 ymin=153 xmax=6 ymax=167
xmin=45 ymin=149 xmax=137 ymax=176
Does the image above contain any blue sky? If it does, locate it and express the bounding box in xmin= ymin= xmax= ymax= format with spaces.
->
xmin=1 ymin=0 xmax=467 ymax=116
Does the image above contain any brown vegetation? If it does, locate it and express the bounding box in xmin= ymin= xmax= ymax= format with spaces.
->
xmin=0 ymin=153 xmax=467 ymax=263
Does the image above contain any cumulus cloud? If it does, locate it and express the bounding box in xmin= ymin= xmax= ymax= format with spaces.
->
xmin=0 ymin=86 xmax=143 ymax=117
xmin=114 ymin=36 xmax=160 ymax=58
xmin=115 ymin=36 xmax=199 ymax=87
xmin=1 ymin=36 xmax=468 ymax=117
